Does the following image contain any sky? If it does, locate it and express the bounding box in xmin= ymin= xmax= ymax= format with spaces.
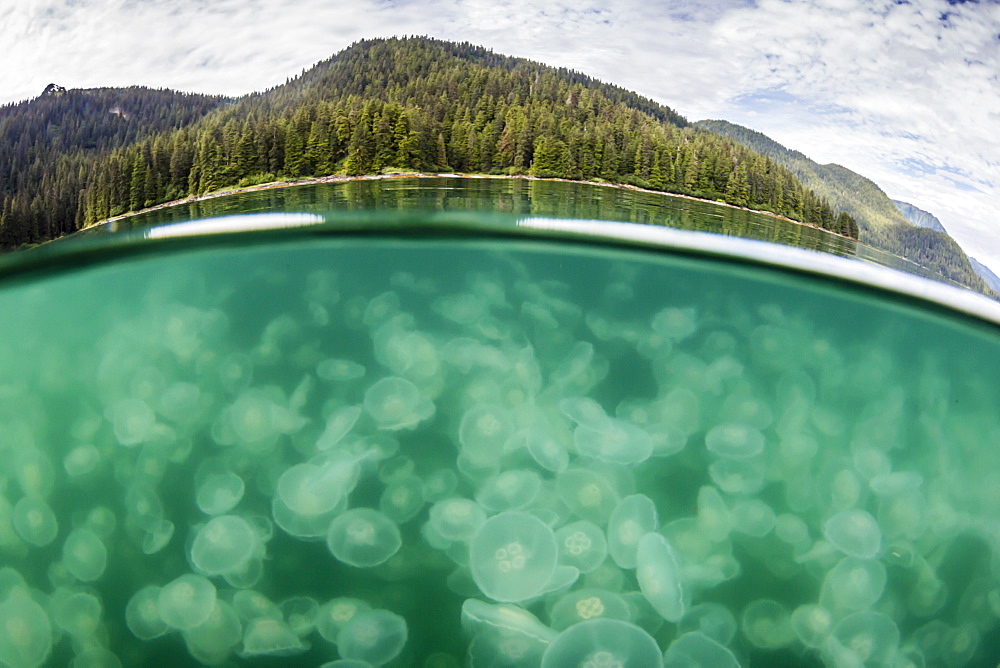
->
xmin=3 ymin=0 xmax=999 ymax=273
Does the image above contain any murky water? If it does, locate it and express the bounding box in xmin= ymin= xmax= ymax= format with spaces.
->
xmin=2 ymin=221 xmax=1000 ymax=667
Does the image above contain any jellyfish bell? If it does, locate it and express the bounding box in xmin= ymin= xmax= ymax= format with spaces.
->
xmin=196 ymin=472 xmax=246 ymax=516
xmin=820 ymin=557 xmax=887 ymax=613
xmin=663 ymin=631 xmax=741 ymax=668
xmin=459 ymin=403 xmax=515 ymax=467
xmin=541 ymin=618 xmax=663 ymax=668
xmin=428 ymin=498 xmax=487 ymax=543
xmin=636 ymin=532 xmax=686 ymax=623
xmin=0 ymin=588 xmax=53 ymax=668
xmin=461 ymin=599 xmax=555 ymax=665
xmin=12 ymin=497 xmax=58 ymax=547
xmin=573 ymin=418 xmax=654 ymax=466
xmin=317 ymin=358 xmax=366 ymax=382
xmin=63 ymin=445 xmax=102 ymax=478
xmin=475 ymin=470 xmax=542 ymax=512
xmin=550 ymin=588 xmax=631 ymax=630
xmin=608 ymin=494 xmax=660 ymax=569
xmin=823 ymin=509 xmax=882 ymax=559
xmin=183 ymin=600 xmax=242 ymax=665
xmin=469 ymin=511 xmax=558 ymax=603
xmin=53 ymin=590 xmax=102 ymax=638
xmin=316 ymin=597 xmax=373 ymax=643
xmin=62 ymin=528 xmax=107 ymax=582
xmin=240 ymin=618 xmax=308 ymax=657
xmin=316 ymin=405 xmax=363 ymax=451
xmin=326 ymin=508 xmax=402 ymax=568
xmin=678 ymin=603 xmax=738 ymax=646
xmin=705 ymin=423 xmax=765 ymax=459
xmin=126 ymin=586 xmax=168 ymax=640
xmin=742 ymin=599 xmax=794 ymax=650
xmin=336 ymin=609 xmax=408 ymax=665
xmin=111 ymin=397 xmax=157 ymax=447
xmin=823 ymin=611 xmax=899 ymax=667
xmin=554 ymin=520 xmax=608 ymax=573
xmin=157 ymin=574 xmax=217 ymax=630
xmin=364 ymin=377 xmax=435 ymax=431
xmin=191 ymin=515 xmax=260 ymax=576
xmin=555 ymin=468 xmax=621 ymax=525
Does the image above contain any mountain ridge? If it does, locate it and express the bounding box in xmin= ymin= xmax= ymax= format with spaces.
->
xmin=891 ymin=199 xmax=948 ymax=233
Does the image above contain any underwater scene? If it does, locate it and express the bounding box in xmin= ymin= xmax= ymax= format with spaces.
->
xmin=1 ymin=228 xmax=1000 ymax=667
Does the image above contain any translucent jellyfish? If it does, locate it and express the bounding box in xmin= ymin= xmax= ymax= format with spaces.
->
xmin=790 ymin=604 xmax=833 ymax=648
xmin=556 ymin=468 xmax=621 ymax=525
xmin=434 ymin=291 xmax=486 ymax=324
xmin=276 ymin=454 xmax=362 ymax=518
xmin=337 ymin=609 xmax=408 ymax=665
xmin=558 ymin=397 xmax=611 ymax=430
xmin=708 ymin=457 xmax=766 ymax=496
xmin=316 ymin=405 xmax=363 ymax=451
xmin=663 ymin=632 xmax=740 ymax=668
xmin=63 ymin=445 xmax=101 ymax=478
xmin=550 ymin=342 xmax=607 ymax=392
xmin=774 ymin=514 xmax=810 ymax=547
xmin=461 ymin=599 xmax=555 ymax=666
xmin=62 ymin=528 xmax=107 ymax=582
xmin=142 ymin=519 xmax=175 ymax=556
xmin=191 ymin=515 xmax=259 ymax=576
xmin=742 ymin=599 xmax=794 ymax=649
xmin=652 ymin=306 xmax=697 ymax=341
xmin=53 ymin=591 xmax=102 ymax=638
xmin=218 ymin=352 xmax=254 ymax=394
xmin=608 ymin=494 xmax=660 ymax=569
xmin=183 ymin=600 xmax=242 ymax=665
xmin=574 ymin=418 xmax=654 ymax=465
xmin=541 ymin=619 xmax=663 ymax=668
xmin=475 ymin=470 xmax=542 ymax=512
xmin=327 ymin=508 xmax=402 ymax=568
xmin=232 ymin=590 xmax=282 ymax=623
xmin=555 ymin=520 xmax=608 ymax=573
xmin=730 ymin=498 xmax=776 ymax=538
xmin=316 ymin=598 xmax=372 ymax=643
xmin=279 ymin=597 xmax=319 ymax=638
xmin=71 ymin=646 xmax=122 ymax=668
xmin=157 ymin=381 xmax=203 ymax=425
xmin=521 ymin=427 xmax=570 ymax=474
xmin=157 ymin=574 xmax=217 ymax=630
xmin=241 ymin=618 xmax=308 ymax=657
xmin=550 ymin=588 xmax=631 ymax=630
xmin=0 ymin=589 xmax=53 ymax=668
xmin=196 ymin=472 xmax=245 ymax=516
xmin=225 ymin=389 xmax=285 ymax=448
xmin=823 ymin=611 xmax=899 ymax=666
xmin=459 ymin=403 xmax=515 ymax=468
xmin=12 ymin=497 xmax=58 ymax=547
xmin=125 ymin=585 xmax=168 ymax=640
xmin=636 ymin=532 xmax=686 ymax=623
xmin=422 ymin=469 xmax=458 ymax=502
xmin=379 ymin=476 xmax=425 ymax=523
xmin=678 ymin=603 xmax=738 ymax=646
xmin=695 ymin=487 xmax=732 ymax=543
xmin=317 ymin=358 xmax=366 ymax=382
xmin=83 ymin=506 xmax=116 ymax=539
xmin=823 ymin=509 xmax=882 ymax=559
xmin=469 ymin=511 xmax=558 ymax=603
xmin=428 ymin=498 xmax=487 ymax=543
xmin=111 ymin=397 xmax=156 ymax=446
xmin=820 ymin=557 xmax=886 ymax=613
xmin=364 ymin=377 xmax=435 ymax=430
xmin=704 ymin=423 xmax=764 ymax=459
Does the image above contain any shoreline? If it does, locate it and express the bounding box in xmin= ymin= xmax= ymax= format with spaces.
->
xmin=87 ymin=172 xmax=862 ymax=243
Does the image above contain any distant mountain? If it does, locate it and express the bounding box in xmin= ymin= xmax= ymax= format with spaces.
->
xmin=892 ymin=199 xmax=948 ymax=233
xmin=696 ymin=119 xmax=993 ymax=296
xmin=971 ymin=258 xmax=1000 ymax=294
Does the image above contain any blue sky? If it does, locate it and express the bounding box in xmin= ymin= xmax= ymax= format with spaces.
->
xmin=3 ymin=0 xmax=998 ymax=273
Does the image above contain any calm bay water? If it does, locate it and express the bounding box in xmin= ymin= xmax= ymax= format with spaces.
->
xmin=1 ymin=182 xmax=999 ymax=666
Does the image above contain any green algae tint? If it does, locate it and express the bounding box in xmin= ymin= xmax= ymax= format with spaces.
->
xmin=0 ymin=229 xmax=999 ymax=667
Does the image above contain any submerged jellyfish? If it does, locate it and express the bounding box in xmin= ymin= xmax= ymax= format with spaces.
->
xmin=316 ymin=406 xmax=363 ymax=451
xmin=327 ymin=508 xmax=401 ymax=568
xmin=550 ymin=588 xmax=631 ymax=630
xmin=111 ymin=397 xmax=156 ymax=446
xmin=62 ymin=528 xmax=107 ymax=582
xmin=823 ymin=509 xmax=882 ymax=559
xmin=636 ymin=532 xmax=686 ymax=623
xmin=126 ymin=586 xmax=168 ymax=640
xmin=191 ymin=515 xmax=259 ymax=576
xmin=459 ymin=404 xmax=515 ymax=468
xmin=824 ymin=611 xmax=899 ymax=666
xmin=573 ymin=418 xmax=654 ymax=466
xmin=708 ymin=457 xmax=766 ymax=496
xmin=519 ymin=427 xmax=570 ymax=474
xmin=241 ymin=618 xmax=308 ymax=657
xmin=63 ymin=445 xmax=101 ymax=478
xmin=276 ymin=454 xmax=361 ymax=518
xmin=695 ymin=487 xmax=732 ymax=543
xmin=317 ymin=358 xmax=366 ymax=382
xmin=0 ymin=589 xmax=53 ymax=668
xmin=556 ymin=468 xmax=621 ymax=525
xmin=821 ymin=557 xmax=886 ymax=612
xmin=158 ymin=574 xmax=217 ymax=630
xmin=379 ymin=476 xmax=425 ymax=523
xmin=316 ymin=598 xmax=372 ymax=643
xmin=53 ymin=591 xmax=102 ymax=638
xmin=364 ymin=377 xmax=435 ymax=430
xmin=705 ymin=423 xmax=765 ymax=459
xmin=554 ymin=521 xmax=607 ymax=574
xmin=663 ymin=632 xmax=741 ymax=668
xmin=428 ymin=498 xmax=488 ymax=543
xmin=742 ymin=599 xmax=794 ymax=649
xmin=461 ymin=599 xmax=555 ymax=666
xmin=475 ymin=470 xmax=542 ymax=512
xmin=337 ymin=609 xmax=408 ymax=665
xmin=12 ymin=497 xmax=58 ymax=547
xmin=652 ymin=306 xmax=698 ymax=341
xmin=608 ymin=494 xmax=660 ymax=569
xmin=183 ymin=600 xmax=243 ymax=665
xmin=678 ymin=603 xmax=738 ymax=646
xmin=196 ymin=472 xmax=245 ymax=516
xmin=469 ymin=511 xmax=558 ymax=603
xmin=541 ymin=619 xmax=663 ymax=668
xmin=790 ymin=604 xmax=834 ymax=648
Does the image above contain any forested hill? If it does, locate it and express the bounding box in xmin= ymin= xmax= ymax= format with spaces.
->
xmin=696 ymin=119 xmax=992 ymax=294
xmin=0 ymin=36 xmax=854 ymax=247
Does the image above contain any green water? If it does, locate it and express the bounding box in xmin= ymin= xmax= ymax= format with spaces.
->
xmin=2 ymin=223 xmax=1000 ymax=667
xmin=88 ymin=177 xmax=943 ymax=282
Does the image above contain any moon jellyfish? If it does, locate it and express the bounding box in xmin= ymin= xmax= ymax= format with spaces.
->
xmin=241 ymin=618 xmax=308 ymax=657
xmin=636 ymin=532 xmax=686 ymax=623
xmin=279 ymin=597 xmax=319 ymax=638
xmin=742 ymin=599 xmax=794 ymax=649
xmin=469 ymin=511 xmax=558 ymax=603
xmin=550 ymin=588 xmax=630 ymax=630
xmin=428 ymin=498 xmax=487 ymax=544
xmin=731 ymin=498 xmax=776 ymax=538
xmin=111 ymin=397 xmax=156 ymax=446
xmin=678 ymin=603 xmax=738 ymax=646
xmin=317 ymin=358 xmax=366 ymax=382
xmin=364 ymin=377 xmax=435 ymax=430
xmin=555 ymin=520 xmax=608 ymax=573
xmin=327 ymin=508 xmax=401 ymax=568
xmin=12 ymin=497 xmax=58 ymax=547
xmin=823 ymin=509 xmax=882 ymax=559
xmin=379 ymin=476 xmax=425 ymax=523
xmin=277 ymin=454 xmax=361 ymax=518
xmin=157 ymin=574 xmax=217 ymax=630
xmin=72 ymin=646 xmax=122 ymax=668
xmin=63 ymin=445 xmax=101 ymax=478
xmin=53 ymin=591 xmax=102 ymax=638
xmin=337 ymin=608 xmax=408 ymax=665
xmin=461 ymin=599 xmax=555 ymax=666
xmin=316 ymin=405 xmax=363 ymax=451
xmin=62 ymin=528 xmax=107 ymax=582
xmin=157 ymin=381 xmax=203 ymax=425
xmin=823 ymin=611 xmax=899 ymax=666
xmin=475 ymin=470 xmax=542 ymax=512
xmin=821 ymin=557 xmax=887 ymax=613
xmin=196 ymin=472 xmax=245 ymax=515
xmin=559 ymin=397 xmax=611 ymax=430
xmin=183 ymin=600 xmax=242 ymax=665
xmin=422 ymin=469 xmax=459 ymax=502
xmin=695 ymin=487 xmax=732 ymax=543
xmin=191 ymin=515 xmax=259 ymax=576
xmin=541 ymin=618 xmax=663 ymax=668
xmin=573 ymin=418 xmax=654 ymax=465
xmin=708 ymin=457 xmax=766 ymax=496
xmin=316 ymin=598 xmax=373 ymax=643
xmin=608 ymin=494 xmax=660 ymax=569
xmin=517 ymin=427 xmax=569 ymax=474
xmin=459 ymin=403 xmax=515 ymax=468
xmin=232 ymin=589 xmax=282 ymax=623
xmin=0 ymin=589 xmax=53 ymax=668
xmin=790 ymin=604 xmax=834 ymax=648
xmin=125 ymin=586 xmax=168 ymax=640
xmin=556 ymin=468 xmax=620 ymax=525
xmin=705 ymin=423 xmax=765 ymax=459
xmin=652 ymin=306 xmax=698 ymax=341
xmin=663 ymin=632 xmax=741 ymax=668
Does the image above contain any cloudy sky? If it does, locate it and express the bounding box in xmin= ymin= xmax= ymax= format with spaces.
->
xmin=3 ymin=0 xmax=999 ymax=272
